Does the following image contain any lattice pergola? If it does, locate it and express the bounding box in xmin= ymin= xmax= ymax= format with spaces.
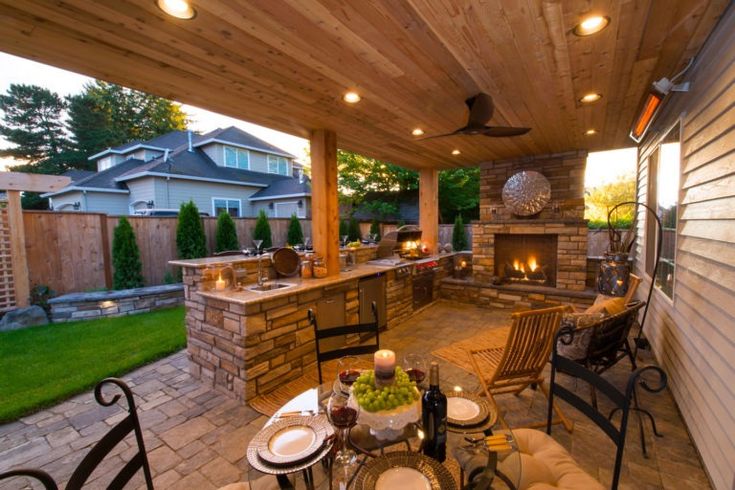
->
xmin=0 ymin=172 xmax=70 ymax=311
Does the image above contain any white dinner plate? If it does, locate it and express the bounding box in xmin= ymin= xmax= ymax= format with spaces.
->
xmin=254 ymin=418 xmax=326 ymax=465
xmin=447 ymin=396 xmax=481 ymax=421
xmin=375 ymin=467 xmax=432 ymax=490
xmin=268 ymin=426 xmax=317 ymax=458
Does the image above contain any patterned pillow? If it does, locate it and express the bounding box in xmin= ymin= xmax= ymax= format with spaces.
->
xmin=557 ymin=312 xmax=606 ymax=360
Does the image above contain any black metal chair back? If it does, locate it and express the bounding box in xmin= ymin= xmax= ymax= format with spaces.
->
xmin=0 ymin=469 xmax=59 ymax=489
xmin=547 ymin=327 xmax=666 ymax=490
xmin=65 ymin=378 xmax=154 ymax=490
xmin=585 ymin=301 xmax=645 ymax=373
xmin=308 ymin=301 xmax=379 ymax=384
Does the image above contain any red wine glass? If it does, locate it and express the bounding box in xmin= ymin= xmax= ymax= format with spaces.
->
xmin=337 ymin=355 xmax=361 ymax=388
xmin=404 ymin=353 xmax=427 ymax=386
xmin=327 ymin=380 xmax=360 ymax=465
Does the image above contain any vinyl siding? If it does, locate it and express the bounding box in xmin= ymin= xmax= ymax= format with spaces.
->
xmin=635 ymin=6 xmax=735 ymax=489
xmin=51 ymin=191 xmax=84 ymax=211
xmin=126 ymin=178 xmax=157 ymax=211
xmin=84 ymin=192 xmax=129 ymax=215
xmin=252 ymin=198 xmax=310 ymax=219
xmin=153 ymin=177 xmax=259 ymax=217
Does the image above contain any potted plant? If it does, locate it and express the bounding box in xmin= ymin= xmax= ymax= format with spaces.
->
xmin=597 ymin=204 xmax=637 ymax=296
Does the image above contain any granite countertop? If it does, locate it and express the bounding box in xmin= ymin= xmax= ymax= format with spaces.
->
xmin=169 ymin=245 xmax=379 ymax=268
xmin=195 ymin=253 xmax=456 ymax=306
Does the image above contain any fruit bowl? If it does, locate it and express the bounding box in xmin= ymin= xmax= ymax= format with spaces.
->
xmin=348 ymin=368 xmax=421 ymax=440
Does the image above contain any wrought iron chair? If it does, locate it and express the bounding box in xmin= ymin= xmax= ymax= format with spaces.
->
xmin=0 ymin=469 xmax=58 ymax=489
xmin=308 ymin=301 xmax=379 ymax=384
xmin=547 ymin=327 xmax=667 ymax=489
xmin=468 ymin=305 xmax=574 ymax=432
xmin=0 ymin=378 xmax=153 ymax=490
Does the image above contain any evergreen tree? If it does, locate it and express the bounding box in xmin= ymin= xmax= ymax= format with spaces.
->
xmin=348 ymin=216 xmax=361 ymax=242
xmin=215 ymin=211 xmax=239 ymax=252
xmin=369 ymin=219 xmax=381 ymax=241
xmin=287 ymin=213 xmax=304 ymax=246
xmin=176 ymin=201 xmax=207 ymax=259
xmin=253 ymin=210 xmax=273 ymax=249
xmin=452 ymin=214 xmax=468 ymax=252
xmin=112 ymin=217 xmax=144 ymax=289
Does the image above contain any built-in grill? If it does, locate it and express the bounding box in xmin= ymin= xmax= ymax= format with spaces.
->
xmin=376 ymin=225 xmax=423 ymax=259
xmin=412 ymin=260 xmax=438 ymax=310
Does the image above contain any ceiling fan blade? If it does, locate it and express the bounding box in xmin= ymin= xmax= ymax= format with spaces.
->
xmin=416 ymin=129 xmax=464 ymax=140
xmin=482 ymin=126 xmax=531 ymax=137
xmin=466 ymin=93 xmax=494 ymax=127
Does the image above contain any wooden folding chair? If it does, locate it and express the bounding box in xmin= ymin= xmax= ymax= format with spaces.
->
xmin=468 ymin=305 xmax=573 ymax=432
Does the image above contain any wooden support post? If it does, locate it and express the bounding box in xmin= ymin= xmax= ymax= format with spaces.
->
xmin=419 ymin=168 xmax=439 ymax=255
xmin=310 ymin=129 xmax=340 ymax=276
xmin=6 ymin=191 xmax=30 ymax=307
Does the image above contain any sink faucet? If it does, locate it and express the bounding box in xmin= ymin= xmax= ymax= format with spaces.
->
xmin=257 ymin=254 xmax=269 ymax=287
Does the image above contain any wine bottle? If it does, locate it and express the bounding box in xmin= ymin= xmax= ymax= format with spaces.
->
xmin=422 ymin=361 xmax=447 ymax=462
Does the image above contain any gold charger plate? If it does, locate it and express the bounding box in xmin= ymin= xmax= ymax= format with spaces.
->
xmin=353 ymin=451 xmax=457 ymax=490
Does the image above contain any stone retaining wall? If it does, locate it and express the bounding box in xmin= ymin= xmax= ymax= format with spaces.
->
xmin=48 ymin=284 xmax=184 ymax=322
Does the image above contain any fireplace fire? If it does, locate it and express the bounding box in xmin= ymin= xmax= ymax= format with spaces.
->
xmin=504 ymin=256 xmax=549 ymax=284
xmin=495 ymin=234 xmax=558 ymax=287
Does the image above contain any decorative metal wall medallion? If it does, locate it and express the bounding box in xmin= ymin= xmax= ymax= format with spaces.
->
xmin=501 ymin=171 xmax=551 ymax=216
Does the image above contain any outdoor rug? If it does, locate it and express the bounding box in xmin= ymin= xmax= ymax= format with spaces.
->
xmin=431 ymin=325 xmax=510 ymax=375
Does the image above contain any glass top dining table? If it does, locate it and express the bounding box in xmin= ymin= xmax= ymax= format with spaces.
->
xmin=247 ymin=379 xmax=522 ymax=489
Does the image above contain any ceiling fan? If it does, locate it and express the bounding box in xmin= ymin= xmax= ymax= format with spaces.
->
xmin=420 ymin=93 xmax=531 ymax=139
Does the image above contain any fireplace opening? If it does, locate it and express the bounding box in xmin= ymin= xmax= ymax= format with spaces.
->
xmin=495 ymin=234 xmax=558 ymax=287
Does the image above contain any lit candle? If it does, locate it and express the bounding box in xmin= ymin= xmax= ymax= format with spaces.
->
xmin=374 ymin=349 xmax=396 ymax=386
xmin=460 ymin=260 xmax=467 ymax=268
xmin=215 ymin=274 xmax=226 ymax=291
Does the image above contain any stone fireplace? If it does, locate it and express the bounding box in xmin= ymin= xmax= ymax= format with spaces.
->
xmin=472 ymin=151 xmax=588 ymax=292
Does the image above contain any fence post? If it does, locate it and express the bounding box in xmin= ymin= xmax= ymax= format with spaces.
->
xmin=7 ymin=191 xmax=29 ymax=307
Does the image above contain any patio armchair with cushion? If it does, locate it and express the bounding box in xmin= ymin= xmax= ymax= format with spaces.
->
xmin=468 ymin=305 xmax=574 ymax=433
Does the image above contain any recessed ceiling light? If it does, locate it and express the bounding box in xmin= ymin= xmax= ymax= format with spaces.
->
xmin=412 ymin=128 xmax=424 ymax=136
xmin=573 ymin=15 xmax=610 ymax=36
xmin=343 ymin=91 xmax=361 ymax=104
xmin=585 ymin=128 xmax=598 ymax=135
xmin=579 ymin=92 xmax=602 ymax=104
xmin=156 ymin=0 xmax=196 ymax=19
xmin=451 ymin=149 xmax=461 ymax=156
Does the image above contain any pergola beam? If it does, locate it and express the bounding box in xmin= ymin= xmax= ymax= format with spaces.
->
xmin=419 ymin=168 xmax=439 ymax=255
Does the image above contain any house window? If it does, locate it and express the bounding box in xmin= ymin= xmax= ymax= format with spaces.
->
xmin=268 ymin=155 xmax=289 ymax=175
xmin=646 ymin=123 xmax=680 ymax=299
xmin=212 ymin=198 xmax=241 ymax=218
xmin=224 ymin=146 xmax=250 ymax=169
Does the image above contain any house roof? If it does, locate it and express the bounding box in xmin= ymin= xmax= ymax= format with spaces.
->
xmin=249 ymin=176 xmax=311 ymax=201
xmin=62 ymin=169 xmax=95 ymax=183
xmin=194 ymin=127 xmax=296 ymax=158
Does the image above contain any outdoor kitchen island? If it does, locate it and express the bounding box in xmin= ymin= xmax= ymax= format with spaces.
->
xmin=171 ymin=252 xmax=454 ymax=402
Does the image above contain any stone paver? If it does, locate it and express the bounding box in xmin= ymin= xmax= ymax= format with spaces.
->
xmin=0 ymin=301 xmax=712 ymax=489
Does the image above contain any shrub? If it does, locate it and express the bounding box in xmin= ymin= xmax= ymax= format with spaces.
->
xmin=112 ymin=216 xmax=144 ymax=289
xmin=287 ymin=213 xmax=304 ymax=246
xmin=339 ymin=218 xmax=349 ymax=238
xmin=369 ymin=219 xmax=381 ymax=241
xmin=176 ymin=200 xmax=207 ymax=259
xmin=348 ymin=217 xmax=361 ymax=242
xmin=215 ymin=211 xmax=239 ymax=252
xmin=253 ymin=209 xmax=273 ymax=248
xmin=163 ymin=270 xmax=178 ymax=284
xmin=452 ymin=214 xmax=468 ymax=251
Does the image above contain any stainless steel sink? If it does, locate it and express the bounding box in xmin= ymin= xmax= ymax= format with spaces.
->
xmin=245 ymin=282 xmax=295 ymax=293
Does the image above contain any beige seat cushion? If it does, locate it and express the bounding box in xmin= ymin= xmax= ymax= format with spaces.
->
xmin=586 ymin=295 xmax=626 ymax=315
xmin=513 ymin=428 xmax=604 ymax=490
xmin=218 ymin=483 xmax=250 ymax=490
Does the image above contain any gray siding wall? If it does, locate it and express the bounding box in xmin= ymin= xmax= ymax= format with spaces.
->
xmin=251 ymin=198 xmax=310 ymax=219
xmin=151 ymin=177 xmax=260 ymax=217
xmin=51 ymin=191 xmax=84 ymax=211
xmin=126 ymin=178 xmax=157 ymax=211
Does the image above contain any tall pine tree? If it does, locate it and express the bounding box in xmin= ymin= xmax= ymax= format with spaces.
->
xmin=253 ymin=210 xmax=273 ymax=249
xmin=287 ymin=213 xmax=304 ymax=246
xmin=112 ymin=216 xmax=144 ymax=289
xmin=215 ymin=211 xmax=239 ymax=252
xmin=176 ymin=201 xmax=207 ymax=259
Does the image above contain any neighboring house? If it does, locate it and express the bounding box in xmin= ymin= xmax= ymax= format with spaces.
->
xmin=43 ymin=127 xmax=310 ymax=218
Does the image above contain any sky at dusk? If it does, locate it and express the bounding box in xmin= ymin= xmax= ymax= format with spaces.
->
xmin=0 ymin=52 xmax=635 ymax=186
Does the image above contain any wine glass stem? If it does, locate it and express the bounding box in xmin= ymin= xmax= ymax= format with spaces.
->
xmin=341 ymin=427 xmax=349 ymax=455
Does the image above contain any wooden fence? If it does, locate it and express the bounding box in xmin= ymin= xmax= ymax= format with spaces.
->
xmin=23 ymin=210 xmax=616 ymax=294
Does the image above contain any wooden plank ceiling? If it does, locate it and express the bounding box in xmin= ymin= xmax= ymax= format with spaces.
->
xmin=0 ymin=0 xmax=727 ymax=169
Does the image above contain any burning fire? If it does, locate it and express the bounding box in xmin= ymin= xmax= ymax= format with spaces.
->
xmin=512 ymin=255 xmax=538 ymax=273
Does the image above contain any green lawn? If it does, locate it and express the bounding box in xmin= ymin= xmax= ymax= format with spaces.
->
xmin=0 ymin=306 xmax=186 ymax=422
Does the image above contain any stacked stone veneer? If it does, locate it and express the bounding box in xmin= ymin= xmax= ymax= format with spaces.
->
xmin=473 ymin=151 xmax=588 ymax=291
xmin=49 ymin=284 xmax=184 ymax=322
xmin=180 ymin=254 xmax=454 ymax=401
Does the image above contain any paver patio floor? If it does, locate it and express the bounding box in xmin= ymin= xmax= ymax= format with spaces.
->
xmin=0 ymin=301 xmax=710 ymax=489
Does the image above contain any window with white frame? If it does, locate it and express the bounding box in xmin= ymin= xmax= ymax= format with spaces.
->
xmin=645 ymin=123 xmax=680 ymax=299
xmin=213 ymin=198 xmax=241 ymax=217
xmin=267 ymin=155 xmax=290 ymax=175
xmin=223 ymin=146 xmax=250 ymax=169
